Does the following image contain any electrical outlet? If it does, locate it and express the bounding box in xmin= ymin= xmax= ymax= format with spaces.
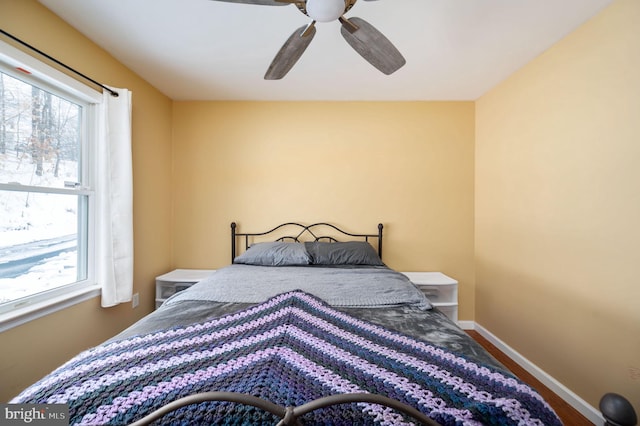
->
xmin=132 ymin=293 xmax=139 ymax=308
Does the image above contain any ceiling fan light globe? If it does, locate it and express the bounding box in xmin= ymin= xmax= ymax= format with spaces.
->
xmin=306 ymin=0 xmax=345 ymax=22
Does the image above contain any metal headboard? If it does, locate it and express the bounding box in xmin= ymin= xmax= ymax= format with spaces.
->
xmin=231 ymin=222 xmax=384 ymax=264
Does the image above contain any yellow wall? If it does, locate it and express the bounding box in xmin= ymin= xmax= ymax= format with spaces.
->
xmin=476 ymin=0 xmax=639 ymax=410
xmin=2 ymin=0 xmax=637 ymax=416
xmin=172 ymin=100 xmax=476 ymax=313
xmin=0 ymin=0 xmax=173 ymax=401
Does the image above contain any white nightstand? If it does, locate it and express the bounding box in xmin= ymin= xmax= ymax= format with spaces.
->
xmin=401 ymin=272 xmax=458 ymax=323
xmin=155 ymin=269 xmax=215 ymax=309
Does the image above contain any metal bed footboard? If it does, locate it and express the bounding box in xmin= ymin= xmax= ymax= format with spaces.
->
xmin=128 ymin=391 xmax=440 ymax=426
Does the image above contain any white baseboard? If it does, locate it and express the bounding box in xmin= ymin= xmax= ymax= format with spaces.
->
xmin=457 ymin=320 xmax=475 ymax=330
xmin=466 ymin=322 xmax=604 ymax=425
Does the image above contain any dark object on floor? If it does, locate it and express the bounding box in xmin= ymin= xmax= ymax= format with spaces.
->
xmin=600 ymin=393 xmax=637 ymax=426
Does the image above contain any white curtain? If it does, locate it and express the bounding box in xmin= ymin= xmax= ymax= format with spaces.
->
xmin=97 ymin=87 xmax=134 ymax=308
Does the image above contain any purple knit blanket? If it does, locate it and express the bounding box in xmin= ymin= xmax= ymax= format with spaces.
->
xmin=13 ymin=291 xmax=562 ymax=425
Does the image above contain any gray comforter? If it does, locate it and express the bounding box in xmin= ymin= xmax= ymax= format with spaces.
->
xmin=112 ymin=265 xmax=506 ymax=374
xmin=165 ymin=264 xmax=431 ymax=309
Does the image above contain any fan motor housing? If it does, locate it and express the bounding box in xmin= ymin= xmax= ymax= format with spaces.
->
xmin=296 ymin=0 xmax=358 ymax=19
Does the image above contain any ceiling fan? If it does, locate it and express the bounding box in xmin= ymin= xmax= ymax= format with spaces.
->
xmin=210 ymin=0 xmax=406 ymax=79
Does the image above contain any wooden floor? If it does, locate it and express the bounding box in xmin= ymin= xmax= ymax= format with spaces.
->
xmin=466 ymin=330 xmax=593 ymax=426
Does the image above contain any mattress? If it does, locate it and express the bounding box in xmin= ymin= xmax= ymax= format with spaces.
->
xmin=11 ymin=247 xmax=562 ymax=425
xmin=113 ymin=266 xmax=499 ymax=372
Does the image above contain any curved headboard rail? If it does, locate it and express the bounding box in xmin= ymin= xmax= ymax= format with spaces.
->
xmin=231 ymin=222 xmax=384 ymax=264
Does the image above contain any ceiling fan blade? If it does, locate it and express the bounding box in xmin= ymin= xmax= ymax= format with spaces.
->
xmin=340 ymin=17 xmax=405 ymax=75
xmin=208 ymin=0 xmax=292 ymax=5
xmin=265 ymin=24 xmax=316 ymax=80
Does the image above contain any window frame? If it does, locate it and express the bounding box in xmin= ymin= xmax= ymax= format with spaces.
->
xmin=0 ymin=40 xmax=103 ymax=332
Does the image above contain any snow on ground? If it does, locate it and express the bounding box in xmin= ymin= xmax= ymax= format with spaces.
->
xmin=0 ymin=152 xmax=79 ymax=304
xmin=0 ymin=252 xmax=77 ymax=304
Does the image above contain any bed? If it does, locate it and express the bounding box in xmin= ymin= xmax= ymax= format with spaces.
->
xmin=11 ymin=222 xmax=565 ymax=425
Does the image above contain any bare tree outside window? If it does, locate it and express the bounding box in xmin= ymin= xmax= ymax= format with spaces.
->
xmin=0 ymin=70 xmax=86 ymax=305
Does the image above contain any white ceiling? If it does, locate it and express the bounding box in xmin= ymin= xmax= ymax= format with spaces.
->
xmin=38 ymin=0 xmax=612 ymax=101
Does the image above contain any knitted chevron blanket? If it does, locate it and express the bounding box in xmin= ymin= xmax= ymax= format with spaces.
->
xmin=13 ymin=291 xmax=562 ymax=425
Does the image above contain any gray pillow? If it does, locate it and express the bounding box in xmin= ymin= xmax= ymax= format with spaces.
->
xmin=234 ymin=242 xmax=311 ymax=266
xmin=305 ymin=241 xmax=384 ymax=266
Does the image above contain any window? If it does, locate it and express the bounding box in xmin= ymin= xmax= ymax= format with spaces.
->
xmin=0 ymin=41 xmax=102 ymax=323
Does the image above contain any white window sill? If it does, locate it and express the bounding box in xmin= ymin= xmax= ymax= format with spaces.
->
xmin=0 ymin=285 xmax=101 ymax=333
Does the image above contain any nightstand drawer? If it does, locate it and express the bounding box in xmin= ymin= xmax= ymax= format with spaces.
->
xmin=402 ymin=271 xmax=458 ymax=323
xmin=155 ymin=269 xmax=215 ymax=309
xmin=416 ymin=283 xmax=457 ymax=305
xmin=158 ymin=282 xmax=194 ymax=300
xmin=435 ymin=305 xmax=457 ymax=323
